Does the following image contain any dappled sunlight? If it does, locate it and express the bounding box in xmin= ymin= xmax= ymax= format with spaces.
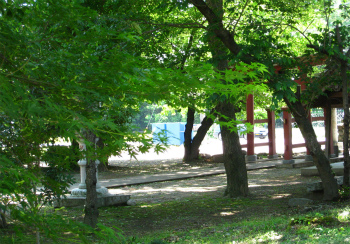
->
xmin=270 ymin=193 xmax=292 ymax=199
xmin=106 ymin=167 xmax=308 ymax=205
xmin=219 ymin=211 xmax=238 ymax=216
xmin=109 ymin=183 xmax=227 ymax=202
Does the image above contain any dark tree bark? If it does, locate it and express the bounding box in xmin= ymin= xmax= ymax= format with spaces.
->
xmin=0 ymin=211 xmax=7 ymax=228
xmin=83 ymin=130 xmax=99 ymax=228
xmin=183 ymin=107 xmax=217 ymax=162
xmin=184 ymin=107 xmax=196 ymax=161
xmin=219 ymin=101 xmax=249 ymax=197
xmin=284 ymin=98 xmax=339 ymax=200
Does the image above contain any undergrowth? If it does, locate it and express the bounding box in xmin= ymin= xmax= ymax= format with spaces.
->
xmin=1 ymin=197 xmax=350 ymax=243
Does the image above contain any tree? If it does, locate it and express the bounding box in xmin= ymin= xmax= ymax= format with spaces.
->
xmin=0 ymin=0 xmax=175 ymax=231
xmin=304 ymin=0 xmax=350 ymax=188
xmin=188 ymin=0 xmax=339 ymax=200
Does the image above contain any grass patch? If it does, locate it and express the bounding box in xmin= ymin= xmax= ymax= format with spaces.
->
xmin=3 ymin=196 xmax=348 ymax=243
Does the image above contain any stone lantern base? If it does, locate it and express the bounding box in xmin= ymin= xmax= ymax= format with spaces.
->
xmin=54 ymin=190 xmax=130 ymax=208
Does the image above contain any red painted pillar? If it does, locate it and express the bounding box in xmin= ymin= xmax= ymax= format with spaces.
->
xmin=267 ymin=110 xmax=277 ymax=158
xmin=246 ymin=94 xmax=256 ymax=162
xmin=283 ymin=108 xmax=294 ymax=164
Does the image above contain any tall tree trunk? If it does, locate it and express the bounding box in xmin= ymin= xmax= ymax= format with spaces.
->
xmin=181 ymin=31 xmax=201 ymax=162
xmin=83 ymin=130 xmax=99 ymax=228
xmin=183 ymin=107 xmax=217 ymax=162
xmin=284 ymin=98 xmax=339 ymax=200
xmin=341 ymin=59 xmax=350 ymax=187
xmin=205 ymin=0 xmax=248 ymax=197
xmin=219 ymin=101 xmax=248 ymax=197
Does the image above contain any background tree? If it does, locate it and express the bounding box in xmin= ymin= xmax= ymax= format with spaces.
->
xmin=303 ymin=0 xmax=350 ymax=188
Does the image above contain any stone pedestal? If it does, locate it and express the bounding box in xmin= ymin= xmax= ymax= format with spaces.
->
xmin=283 ymin=159 xmax=295 ymax=164
xmin=54 ymin=139 xmax=130 ymax=208
xmin=54 ymin=194 xmax=131 ymax=208
xmin=268 ymin=154 xmax=279 ymax=159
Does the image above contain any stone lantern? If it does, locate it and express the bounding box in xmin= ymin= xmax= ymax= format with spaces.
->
xmin=54 ymin=138 xmax=130 ymax=208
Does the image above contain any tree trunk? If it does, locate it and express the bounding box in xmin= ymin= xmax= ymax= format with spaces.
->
xmin=183 ymin=107 xmax=196 ymax=161
xmin=96 ymin=138 xmax=108 ymax=172
xmin=219 ymin=101 xmax=248 ymax=197
xmin=183 ymin=107 xmax=217 ymax=162
xmin=337 ymin=25 xmax=350 ymax=187
xmin=284 ymin=98 xmax=339 ymax=200
xmin=341 ymin=59 xmax=350 ymax=187
xmin=0 ymin=211 xmax=7 ymax=228
xmin=203 ymin=0 xmax=248 ymax=197
xmin=83 ymin=130 xmax=99 ymax=228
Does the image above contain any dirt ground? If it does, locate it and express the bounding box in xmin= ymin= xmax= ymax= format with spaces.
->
xmin=92 ymin=157 xmax=334 ymax=237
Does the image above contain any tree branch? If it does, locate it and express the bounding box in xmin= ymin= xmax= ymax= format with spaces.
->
xmin=286 ymin=24 xmax=313 ymax=46
xmin=134 ymin=20 xmax=206 ymax=29
xmin=232 ymin=0 xmax=249 ymax=35
xmin=190 ymin=0 xmax=241 ymax=55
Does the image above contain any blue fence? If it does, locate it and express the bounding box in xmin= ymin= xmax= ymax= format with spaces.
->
xmin=151 ymin=122 xmax=187 ymax=145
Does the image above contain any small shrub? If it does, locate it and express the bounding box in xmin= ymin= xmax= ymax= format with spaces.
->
xmin=42 ymin=145 xmax=80 ymax=171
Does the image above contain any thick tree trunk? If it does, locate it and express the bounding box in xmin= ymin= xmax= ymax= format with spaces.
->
xmin=83 ymin=130 xmax=99 ymax=228
xmin=284 ymin=98 xmax=339 ymax=200
xmin=183 ymin=107 xmax=216 ymax=162
xmin=219 ymin=101 xmax=248 ymax=197
xmin=183 ymin=107 xmax=196 ymax=161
